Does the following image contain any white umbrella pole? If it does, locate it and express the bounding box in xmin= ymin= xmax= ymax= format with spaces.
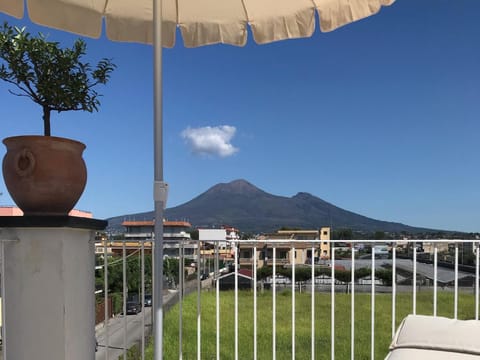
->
xmin=153 ymin=0 xmax=167 ymax=359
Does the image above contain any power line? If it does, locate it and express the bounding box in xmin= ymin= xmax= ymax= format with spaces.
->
xmin=96 ymin=249 xmax=142 ymax=268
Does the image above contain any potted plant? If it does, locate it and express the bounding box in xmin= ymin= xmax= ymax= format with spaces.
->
xmin=0 ymin=22 xmax=115 ymax=215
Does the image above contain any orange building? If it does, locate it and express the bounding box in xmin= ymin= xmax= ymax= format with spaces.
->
xmin=0 ymin=205 xmax=93 ymax=218
xmin=103 ymin=219 xmax=196 ymax=258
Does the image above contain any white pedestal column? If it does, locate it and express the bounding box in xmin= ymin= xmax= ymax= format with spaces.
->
xmin=1 ymin=223 xmax=100 ymax=360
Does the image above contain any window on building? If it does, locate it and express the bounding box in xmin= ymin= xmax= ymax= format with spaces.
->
xmin=240 ymin=250 xmax=251 ymax=259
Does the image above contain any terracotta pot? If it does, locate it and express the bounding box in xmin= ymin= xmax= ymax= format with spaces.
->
xmin=2 ymin=135 xmax=87 ymax=216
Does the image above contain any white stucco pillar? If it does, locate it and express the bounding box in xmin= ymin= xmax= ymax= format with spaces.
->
xmin=0 ymin=217 xmax=106 ymax=360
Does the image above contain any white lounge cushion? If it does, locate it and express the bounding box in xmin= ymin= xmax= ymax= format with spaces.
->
xmin=385 ymin=348 xmax=480 ymax=360
xmin=386 ymin=315 xmax=480 ymax=359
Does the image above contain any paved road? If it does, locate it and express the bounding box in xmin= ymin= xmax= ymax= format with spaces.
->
xmin=335 ymin=259 xmax=473 ymax=283
xmin=395 ymin=259 xmax=473 ymax=283
xmin=95 ymin=307 xmax=153 ymax=360
xmin=94 ymin=289 xmax=185 ymax=360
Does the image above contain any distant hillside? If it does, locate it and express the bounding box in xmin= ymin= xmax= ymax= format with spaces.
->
xmin=107 ymin=179 xmax=434 ymax=234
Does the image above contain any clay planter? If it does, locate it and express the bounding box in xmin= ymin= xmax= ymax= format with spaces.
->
xmin=2 ymin=135 xmax=87 ymax=216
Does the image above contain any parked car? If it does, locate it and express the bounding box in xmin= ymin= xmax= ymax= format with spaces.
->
xmin=200 ymin=273 xmax=209 ymax=280
xmin=144 ymin=294 xmax=152 ymax=307
xmin=126 ymin=301 xmax=141 ymax=315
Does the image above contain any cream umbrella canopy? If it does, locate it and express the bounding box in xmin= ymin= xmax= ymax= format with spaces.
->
xmin=1 ymin=0 xmax=394 ymax=46
xmin=0 ymin=0 xmax=395 ymax=358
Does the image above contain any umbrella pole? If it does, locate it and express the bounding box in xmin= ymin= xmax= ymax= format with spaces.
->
xmin=153 ymin=0 xmax=167 ymax=359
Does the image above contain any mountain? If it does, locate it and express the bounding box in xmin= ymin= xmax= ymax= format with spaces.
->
xmin=107 ymin=179 xmax=434 ymax=234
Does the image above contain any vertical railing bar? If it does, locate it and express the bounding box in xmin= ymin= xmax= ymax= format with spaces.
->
xmin=151 ymin=238 xmax=156 ymax=359
xmin=141 ymin=240 xmax=145 ymax=360
xmin=454 ymin=243 xmax=458 ymax=319
xmin=1 ymin=240 xmax=7 ymax=359
xmin=215 ymin=241 xmax=219 ymax=278
xmin=371 ymin=246 xmax=375 ymax=360
xmin=331 ymin=246 xmax=335 ymax=360
xmin=216 ymin=241 xmax=220 ymax=360
xmin=123 ymin=241 xmax=127 ymax=360
xmin=413 ymin=243 xmax=417 ymax=315
xmin=476 ymin=242 xmax=479 ymax=321
xmin=235 ymin=243 xmax=239 ymax=360
xmin=433 ymin=243 xmax=438 ymax=317
xmin=351 ymin=246 xmax=355 ymax=360
xmin=254 ymin=245 xmax=258 ymax=360
xmin=179 ymin=241 xmax=184 ymax=360
xmin=292 ymin=246 xmax=296 ymax=360
xmin=197 ymin=240 xmax=201 ymax=360
xmin=273 ymin=246 xmax=277 ymax=360
xmin=104 ymin=238 xmax=109 ymax=360
xmin=151 ymin=236 xmax=156 ymax=358
xmin=311 ymin=245 xmax=315 ymax=360
xmin=391 ymin=243 xmax=396 ymax=339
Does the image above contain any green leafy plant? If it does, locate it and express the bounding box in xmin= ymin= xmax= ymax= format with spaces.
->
xmin=0 ymin=22 xmax=115 ymax=136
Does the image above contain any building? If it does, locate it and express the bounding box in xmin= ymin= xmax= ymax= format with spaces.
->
xmin=275 ymin=228 xmax=330 ymax=260
xmin=163 ymin=220 xmax=195 ymax=258
xmin=198 ymin=226 xmax=240 ymax=259
xmin=422 ymin=242 xmax=449 ymax=254
xmin=114 ymin=219 xmax=196 ymax=258
xmin=0 ymin=205 xmax=93 ymax=218
xmin=218 ymin=269 xmax=253 ymax=290
xmin=199 ymin=228 xmax=228 ymax=250
xmin=239 ymin=227 xmax=331 ymax=268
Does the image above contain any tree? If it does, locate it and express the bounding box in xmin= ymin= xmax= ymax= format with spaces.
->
xmin=0 ymin=22 xmax=115 ymax=136
xmin=278 ymin=226 xmax=301 ymax=231
xmin=256 ymin=266 xmax=272 ymax=280
xmin=164 ymin=257 xmax=180 ymax=286
xmin=241 ymin=233 xmax=254 ymax=240
xmin=189 ymin=229 xmax=199 ymax=240
xmin=333 ymin=228 xmax=353 ymax=240
xmin=95 ymin=253 xmax=152 ymax=296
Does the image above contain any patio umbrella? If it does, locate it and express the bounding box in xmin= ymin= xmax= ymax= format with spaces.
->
xmin=0 ymin=0 xmax=395 ymax=358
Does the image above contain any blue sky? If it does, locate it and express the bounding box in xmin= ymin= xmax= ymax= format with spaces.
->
xmin=0 ymin=1 xmax=479 ymax=232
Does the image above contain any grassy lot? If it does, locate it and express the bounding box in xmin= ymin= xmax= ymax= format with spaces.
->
xmin=138 ymin=289 xmax=476 ymax=359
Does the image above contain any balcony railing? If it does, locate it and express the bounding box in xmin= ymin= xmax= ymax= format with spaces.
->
xmin=0 ymin=238 xmax=478 ymax=359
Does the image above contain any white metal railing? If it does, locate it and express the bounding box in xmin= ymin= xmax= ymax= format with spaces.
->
xmin=93 ymin=237 xmax=155 ymax=360
xmin=1 ymin=237 xmax=479 ymax=359
xmin=162 ymin=238 xmax=480 ymax=360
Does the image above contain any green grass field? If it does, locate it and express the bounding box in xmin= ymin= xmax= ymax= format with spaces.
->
xmin=139 ymin=289 xmax=476 ymax=359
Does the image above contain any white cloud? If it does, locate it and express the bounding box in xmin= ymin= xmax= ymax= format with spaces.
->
xmin=181 ymin=125 xmax=239 ymax=158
